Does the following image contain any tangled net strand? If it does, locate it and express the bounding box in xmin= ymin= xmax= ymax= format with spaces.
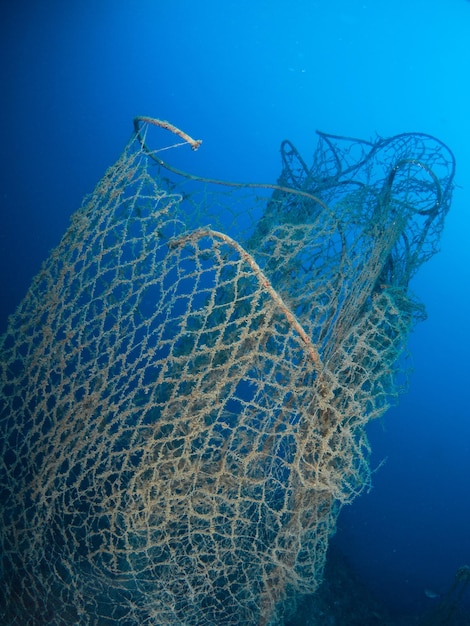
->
xmin=0 ymin=118 xmax=455 ymax=625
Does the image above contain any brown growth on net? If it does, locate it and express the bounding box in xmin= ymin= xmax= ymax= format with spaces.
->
xmin=0 ymin=117 xmax=455 ymax=625
xmin=169 ymin=228 xmax=323 ymax=373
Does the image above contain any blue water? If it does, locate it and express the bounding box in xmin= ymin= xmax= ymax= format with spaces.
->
xmin=1 ymin=0 xmax=469 ymax=621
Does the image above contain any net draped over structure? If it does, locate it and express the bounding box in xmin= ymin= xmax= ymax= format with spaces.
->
xmin=0 ymin=118 xmax=455 ymax=625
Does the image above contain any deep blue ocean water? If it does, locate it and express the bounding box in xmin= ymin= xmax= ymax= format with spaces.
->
xmin=1 ymin=0 xmax=469 ymax=622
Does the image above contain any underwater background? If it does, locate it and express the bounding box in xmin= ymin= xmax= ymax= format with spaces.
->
xmin=1 ymin=0 xmax=469 ymax=623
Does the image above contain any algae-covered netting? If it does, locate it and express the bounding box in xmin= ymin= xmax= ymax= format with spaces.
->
xmin=0 ymin=118 xmax=455 ymax=625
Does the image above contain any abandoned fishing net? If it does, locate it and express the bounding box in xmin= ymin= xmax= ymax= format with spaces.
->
xmin=0 ymin=117 xmax=455 ymax=625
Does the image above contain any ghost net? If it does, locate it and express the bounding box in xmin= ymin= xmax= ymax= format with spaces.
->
xmin=0 ymin=117 xmax=455 ymax=624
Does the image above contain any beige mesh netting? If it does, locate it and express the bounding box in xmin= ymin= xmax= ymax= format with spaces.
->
xmin=0 ymin=117 xmax=455 ymax=625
